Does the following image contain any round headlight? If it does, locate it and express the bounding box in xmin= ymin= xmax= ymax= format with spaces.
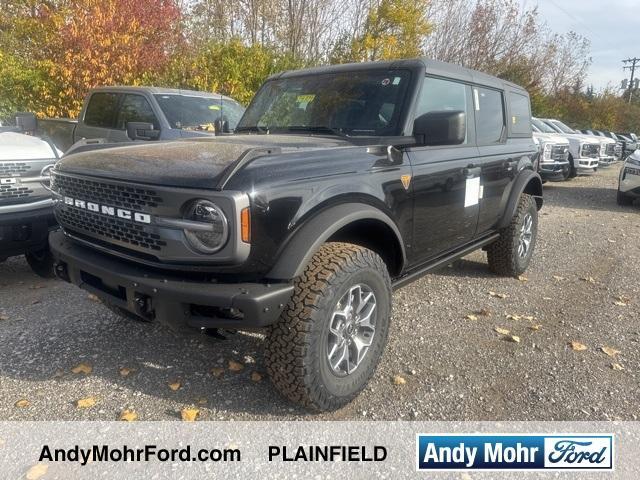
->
xmin=184 ymin=200 xmax=228 ymax=254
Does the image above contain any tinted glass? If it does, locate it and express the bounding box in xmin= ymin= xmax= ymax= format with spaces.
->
xmin=508 ymin=92 xmax=531 ymax=135
xmin=84 ymin=92 xmax=119 ymax=128
xmin=474 ymin=88 xmax=505 ymax=145
xmin=531 ymin=118 xmax=557 ymax=134
xmin=155 ymin=95 xmax=245 ymax=131
xmin=415 ymin=77 xmax=468 ymax=143
xmin=550 ymin=120 xmax=575 ymax=134
xmin=116 ymin=94 xmax=158 ymax=130
xmin=237 ymin=70 xmax=411 ymax=136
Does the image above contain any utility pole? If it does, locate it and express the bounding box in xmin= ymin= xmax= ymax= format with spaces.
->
xmin=623 ymin=57 xmax=640 ymax=104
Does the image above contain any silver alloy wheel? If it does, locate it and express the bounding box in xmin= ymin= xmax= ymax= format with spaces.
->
xmin=518 ymin=213 xmax=533 ymax=258
xmin=327 ymin=284 xmax=377 ymax=377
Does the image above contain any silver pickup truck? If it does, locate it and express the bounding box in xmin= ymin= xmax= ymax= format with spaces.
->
xmin=39 ymin=87 xmax=245 ymax=152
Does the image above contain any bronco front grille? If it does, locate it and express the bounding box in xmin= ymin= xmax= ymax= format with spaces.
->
xmin=58 ymin=208 xmax=167 ymax=251
xmin=0 ymin=162 xmax=30 ymax=175
xmin=52 ymin=173 xmax=163 ymax=210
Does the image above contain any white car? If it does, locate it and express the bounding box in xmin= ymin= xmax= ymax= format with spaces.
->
xmin=542 ymin=118 xmax=616 ymax=167
xmin=618 ymin=150 xmax=640 ymax=206
xmin=537 ymin=118 xmax=601 ymax=176
xmin=531 ymin=120 xmax=571 ymax=181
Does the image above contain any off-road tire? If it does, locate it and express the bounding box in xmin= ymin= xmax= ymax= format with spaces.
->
xmin=617 ymin=191 xmax=634 ymax=206
xmin=25 ymin=248 xmax=56 ymax=279
xmin=487 ymin=194 xmax=538 ymax=277
xmin=265 ymin=242 xmax=392 ymax=411
xmin=566 ymin=155 xmax=577 ymax=179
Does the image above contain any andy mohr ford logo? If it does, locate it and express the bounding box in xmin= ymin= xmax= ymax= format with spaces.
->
xmin=63 ymin=196 xmax=151 ymax=224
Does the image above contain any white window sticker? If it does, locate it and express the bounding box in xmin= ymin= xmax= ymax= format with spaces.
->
xmin=465 ymin=177 xmax=481 ymax=207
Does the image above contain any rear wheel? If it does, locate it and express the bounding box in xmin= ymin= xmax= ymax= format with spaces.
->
xmin=617 ymin=191 xmax=634 ymax=206
xmin=265 ymin=242 xmax=392 ymax=411
xmin=487 ymin=194 xmax=538 ymax=277
xmin=25 ymin=248 xmax=56 ymax=278
xmin=566 ymin=155 xmax=577 ymax=179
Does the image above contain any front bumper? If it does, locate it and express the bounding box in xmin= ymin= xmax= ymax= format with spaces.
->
xmin=619 ymin=166 xmax=640 ymax=196
xmin=0 ymin=204 xmax=57 ymax=258
xmin=49 ymin=230 xmax=294 ymax=329
xmin=539 ymin=160 xmax=570 ymax=181
xmin=599 ymin=155 xmax=616 ymax=167
xmin=576 ymin=157 xmax=599 ymax=173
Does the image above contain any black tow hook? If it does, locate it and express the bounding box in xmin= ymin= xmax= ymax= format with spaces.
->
xmin=54 ymin=262 xmax=70 ymax=282
xmin=133 ymin=294 xmax=154 ymax=320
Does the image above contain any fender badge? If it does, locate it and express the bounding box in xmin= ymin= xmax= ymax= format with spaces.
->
xmin=400 ymin=174 xmax=411 ymax=190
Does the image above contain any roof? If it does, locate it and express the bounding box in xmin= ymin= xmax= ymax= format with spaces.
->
xmin=90 ymin=86 xmax=239 ymax=103
xmin=271 ymin=58 xmax=527 ymax=93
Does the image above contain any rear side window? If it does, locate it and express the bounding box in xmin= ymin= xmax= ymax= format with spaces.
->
xmin=474 ymin=87 xmax=505 ymax=145
xmin=508 ymin=92 xmax=531 ymax=136
xmin=116 ymin=94 xmax=159 ymax=130
xmin=84 ymin=92 xmax=119 ymax=128
xmin=415 ymin=77 xmax=468 ymax=144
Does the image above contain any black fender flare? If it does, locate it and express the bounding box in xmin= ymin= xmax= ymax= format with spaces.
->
xmin=266 ymin=203 xmax=406 ymax=280
xmin=497 ymin=169 xmax=543 ymax=230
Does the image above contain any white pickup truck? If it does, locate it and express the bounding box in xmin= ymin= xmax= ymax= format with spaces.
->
xmin=542 ymin=118 xmax=617 ymax=168
xmin=537 ymin=118 xmax=601 ymax=176
xmin=0 ymin=114 xmax=61 ymax=276
xmin=531 ymin=119 xmax=571 ymax=181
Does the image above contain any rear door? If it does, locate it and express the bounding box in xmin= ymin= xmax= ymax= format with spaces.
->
xmin=473 ymin=86 xmax=514 ymax=234
xmin=407 ymin=76 xmax=481 ymax=264
xmin=75 ymin=92 xmax=121 ymax=142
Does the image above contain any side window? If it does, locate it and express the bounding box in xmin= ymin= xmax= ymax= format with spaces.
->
xmin=84 ymin=92 xmax=119 ymax=128
xmin=415 ymin=77 xmax=468 ymax=144
xmin=508 ymin=92 xmax=531 ymax=135
xmin=116 ymin=94 xmax=159 ymax=130
xmin=474 ymin=87 xmax=505 ymax=145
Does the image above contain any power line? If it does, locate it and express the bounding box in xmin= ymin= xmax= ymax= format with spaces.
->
xmin=623 ymin=58 xmax=640 ymax=104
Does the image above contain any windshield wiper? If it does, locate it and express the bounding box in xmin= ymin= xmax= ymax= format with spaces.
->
xmin=285 ymin=126 xmax=350 ymax=138
xmin=235 ymin=125 xmax=268 ymax=134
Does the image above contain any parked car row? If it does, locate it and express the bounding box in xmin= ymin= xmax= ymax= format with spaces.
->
xmin=531 ymin=117 xmax=631 ymax=182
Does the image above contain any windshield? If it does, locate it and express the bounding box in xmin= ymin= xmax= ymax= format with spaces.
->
xmin=154 ymin=94 xmax=245 ymax=131
xmin=549 ymin=119 xmax=576 ymax=134
xmin=236 ymin=70 xmax=412 ymax=136
xmin=531 ymin=118 xmax=557 ymax=134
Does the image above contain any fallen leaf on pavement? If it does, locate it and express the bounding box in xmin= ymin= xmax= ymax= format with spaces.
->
xmin=518 ymin=275 xmax=528 ymax=282
xmin=76 ymin=397 xmax=97 ymax=409
xmin=465 ymin=314 xmax=478 ymax=321
xmin=579 ymin=276 xmax=596 ymax=284
xmin=181 ymin=408 xmax=199 ymax=422
xmin=71 ymin=362 xmax=92 ymax=375
xmin=489 ymin=291 xmax=508 ymax=299
xmin=119 ymin=409 xmax=138 ymax=422
xmin=494 ymin=327 xmax=510 ymax=335
xmin=601 ymin=346 xmax=621 ymax=357
xmin=210 ymin=367 xmax=224 ymax=378
xmin=119 ymin=367 xmax=135 ymax=377
xmin=15 ymin=399 xmax=30 ymax=408
xmin=529 ymin=324 xmax=542 ymax=331
xmin=613 ymin=301 xmax=627 ymax=307
xmin=569 ymin=341 xmax=587 ymax=351
xmin=393 ymin=375 xmax=406 ymax=385
xmin=552 ymin=275 xmax=565 ymax=281
xmin=507 ymin=335 xmax=521 ymax=343
xmin=0 ymin=314 xmax=8 ymax=321
xmin=168 ymin=380 xmax=181 ymax=391
xmin=611 ymin=363 xmax=624 ymax=371
xmin=88 ymin=294 xmax=100 ymax=302
xmin=25 ymin=464 xmax=48 ymax=480
xmin=250 ymin=372 xmax=262 ymax=382
xmin=506 ymin=314 xmax=521 ymax=321
xmin=228 ymin=360 xmax=244 ymax=372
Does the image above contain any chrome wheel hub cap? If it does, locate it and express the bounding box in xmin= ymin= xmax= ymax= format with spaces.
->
xmin=518 ymin=213 xmax=533 ymax=258
xmin=327 ymin=284 xmax=377 ymax=376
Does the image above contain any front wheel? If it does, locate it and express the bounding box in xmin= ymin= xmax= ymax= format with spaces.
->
xmin=265 ymin=242 xmax=392 ymax=411
xmin=487 ymin=194 xmax=538 ymax=277
xmin=25 ymin=248 xmax=56 ymax=278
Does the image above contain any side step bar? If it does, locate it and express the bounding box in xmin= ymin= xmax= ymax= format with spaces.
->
xmin=392 ymin=233 xmax=500 ymax=291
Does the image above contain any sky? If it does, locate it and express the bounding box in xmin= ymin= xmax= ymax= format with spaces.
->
xmin=520 ymin=0 xmax=637 ymax=92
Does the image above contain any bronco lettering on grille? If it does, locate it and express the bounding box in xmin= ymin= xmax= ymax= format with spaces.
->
xmin=63 ymin=196 xmax=152 ymax=224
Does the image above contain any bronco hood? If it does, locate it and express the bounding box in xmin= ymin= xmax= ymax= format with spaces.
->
xmin=55 ymin=135 xmax=350 ymax=189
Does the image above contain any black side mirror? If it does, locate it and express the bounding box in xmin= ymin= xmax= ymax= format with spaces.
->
xmin=413 ymin=111 xmax=466 ymax=146
xmin=15 ymin=112 xmax=37 ymax=133
xmin=214 ymin=118 xmax=230 ymax=134
xmin=126 ymin=122 xmax=160 ymax=141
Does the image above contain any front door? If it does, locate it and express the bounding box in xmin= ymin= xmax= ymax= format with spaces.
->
xmin=407 ymin=76 xmax=481 ymax=265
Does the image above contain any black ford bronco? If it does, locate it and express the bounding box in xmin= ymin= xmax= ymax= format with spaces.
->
xmin=49 ymin=59 xmax=542 ymax=411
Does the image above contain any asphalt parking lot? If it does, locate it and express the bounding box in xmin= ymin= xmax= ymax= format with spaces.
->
xmin=1 ymin=166 xmax=639 ymax=421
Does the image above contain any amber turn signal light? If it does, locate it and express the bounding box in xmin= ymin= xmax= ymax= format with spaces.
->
xmin=241 ymin=207 xmax=251 ymax=243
